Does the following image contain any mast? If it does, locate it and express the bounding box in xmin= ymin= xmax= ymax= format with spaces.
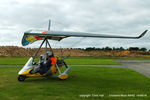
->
xmin=48 ymin=19 xmax=51 ymax=31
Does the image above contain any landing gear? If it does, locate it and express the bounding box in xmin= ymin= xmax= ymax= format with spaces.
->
xmin=18 ymin=75 xmax=26 ymax=82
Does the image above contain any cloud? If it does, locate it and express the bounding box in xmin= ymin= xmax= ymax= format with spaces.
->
xmin=0 ymin=0 xmax=149 ymax=49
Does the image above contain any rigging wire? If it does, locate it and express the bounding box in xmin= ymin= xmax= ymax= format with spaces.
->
xmin=65 ymin=37 xmax=86 ymax=57
xmin=53 ymin=21 xmax=86 ymax=58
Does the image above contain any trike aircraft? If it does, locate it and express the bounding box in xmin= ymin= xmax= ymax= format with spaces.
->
xmin=18 ymin=20 xmax=148 ymax=81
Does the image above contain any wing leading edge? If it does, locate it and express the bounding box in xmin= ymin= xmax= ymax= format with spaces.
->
xmin=22 ymin=30 xmax=148 ymax=46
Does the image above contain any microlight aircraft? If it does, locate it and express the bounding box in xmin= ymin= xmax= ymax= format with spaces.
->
xmin=18 ymin=20 xmax=148 ymax=81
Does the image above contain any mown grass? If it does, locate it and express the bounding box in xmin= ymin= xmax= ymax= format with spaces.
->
xmin=0 ymin=57 xmax=120 ymax=65
xmin=0 ymin=66 xmax=150 ymax=100
xmin=65 ymin=58 xmax=120 ymax=65
xmin=0 ymin=56 xmax=150 ymax=65
xmin=0 ymin=57 xmax=29 ymax=65
xmin=69 ymin=56 xmax=150 ymax=60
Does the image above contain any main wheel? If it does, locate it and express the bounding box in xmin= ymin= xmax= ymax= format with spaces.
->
xmin=18 ymin=75 xmax=26 ymax=82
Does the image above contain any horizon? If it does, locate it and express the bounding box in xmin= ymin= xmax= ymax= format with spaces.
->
xmin=0 ymin=45 xmax=149 ymax=51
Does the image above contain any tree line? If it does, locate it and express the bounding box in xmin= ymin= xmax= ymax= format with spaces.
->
xmin=84 ymin=47 xmax=148 ymax=51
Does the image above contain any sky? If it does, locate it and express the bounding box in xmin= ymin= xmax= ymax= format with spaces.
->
xmin=0 ymin=0 xmax=150 ymax=49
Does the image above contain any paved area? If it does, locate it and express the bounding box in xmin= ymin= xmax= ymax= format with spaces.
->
xmin=117 ymin=60 xmax=150 ymax=78
xmin=0 ymin=64 xmax=125 ymax=68
xmin=0 ymin=65 xmax=23 ymax=67
xmin=69 ymin=65 xmax=126 ymax=68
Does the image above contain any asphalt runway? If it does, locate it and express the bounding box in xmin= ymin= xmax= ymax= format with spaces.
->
xmin=0 ymin=60 xmax=150 ymax=78
xmin=117 ymin=60 xmax=150 ymax=78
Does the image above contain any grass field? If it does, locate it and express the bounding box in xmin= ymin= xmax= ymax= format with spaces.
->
xmin=0 ymin=57 xmax=120 ymax=65
xmin=0 ymin=66 xmax=150 ymax=100
xmin=0 ymin=56 xmax=150 ymax=65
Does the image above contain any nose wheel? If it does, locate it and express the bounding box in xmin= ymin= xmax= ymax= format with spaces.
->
xmin=18 ymin=75 xmax=26 ymax=82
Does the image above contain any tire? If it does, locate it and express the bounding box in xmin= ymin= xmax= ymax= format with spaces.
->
xmin=18 ymin=75 xmax=26 ymax=82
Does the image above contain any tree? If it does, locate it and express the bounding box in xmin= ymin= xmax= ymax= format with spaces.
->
xmin=104 ymin=46 xmax=112 ymax=51
xmin=119 ymin=47 xmax=125 ymax=51
xmin=140 ymin=48 xmax=147 ymax=51
xmin=129 ymin=47 xmax=139 ymax=51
